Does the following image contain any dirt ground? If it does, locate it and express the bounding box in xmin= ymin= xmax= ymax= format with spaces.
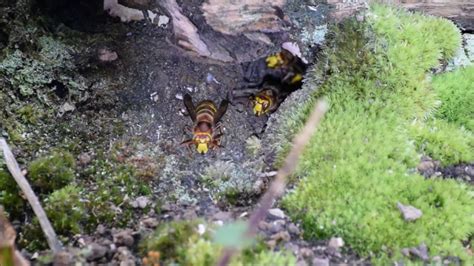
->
xmin=0 ymin=0 xmax=370 ymax=264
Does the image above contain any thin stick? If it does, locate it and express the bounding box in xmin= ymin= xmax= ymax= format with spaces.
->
xmin=216 ymin=100 xmax=329 ymax=266
xmin=0 ymin=138 xmax=62 ymax=253
xmin=0 ymin=207 xmax=30 ymax=266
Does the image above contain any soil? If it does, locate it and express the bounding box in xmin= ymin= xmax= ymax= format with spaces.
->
xmin=3 ymin=1 xmax=367 ymax=265
xmin=2 ymin=1 xmax=471 ymax=265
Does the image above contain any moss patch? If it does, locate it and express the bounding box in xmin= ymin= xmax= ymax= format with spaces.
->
xmin=140 ymin=220 xmax=296 ymax=266
xmin=28 ymin=151 xmax=75 ymax=193
xmin=44 ymin=184 xmax=86 ymax=234
xmin=432 ymin=66 xmax=474 ymax=131
xmin=274 ymin=5 xmax=473 ymax=263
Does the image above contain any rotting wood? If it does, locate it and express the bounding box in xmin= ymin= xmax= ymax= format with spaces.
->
xmin=201 ymin=0 xmax=287 ymax=35
xmin=328 ymin=0 xmax=474 ymax=31
xmin=0 ymin=207 xmax=30 ymax=266
xmin=160 ymin=0 xmax=234 ymax=62
xmin=381 ymin=0 xmax=474 ymax=31
xmin=326 ymin=0 xmax=368 ymax=21
xmin=216 ymin=100 xmax=329 ymax=266
xmin=0 ymin=138 xmax=62 ymax=253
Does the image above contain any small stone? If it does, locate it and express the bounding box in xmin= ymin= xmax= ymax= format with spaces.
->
xmin=141 ymin=217 xmax=158 ymax=228
xmin=53 ymin=251 xmax=73 ymax=266
xmin=96 ymin=224 xmax=106 ymax=234
xmin=182 ymin=209 xmax=198 ymax=220
xmin=410 ymin=243 xmax=429 ymax=261
xmin=288 ymin=223 xmax=300 ymax=235
xmin=113 ymin=246 xmax=135 ymax=265
xmin=239 ymin=212 xmax=248 ymax=218
xmin=268 ymin=208 xmax=285 ymax=219
xmin=328 ymin=237 xmax=344 ymax=249
xmin=150 ymin=92 xmax=159 ymax=102
xmin=161 ymin=203 xmax=173 ymax=212
xmin=313 ymin=257 xmax=330 ymax=266
xmin=401 ymin=248 xmax=410 ymax=257
xmin=296 ymin=260 xmax=308 ymax=266
xmin=197 ymin=224 xmax=206 ymax=235
xmin=131 ymin=196 xmax=149 ymax=209
xmin=113 ymin=229 xmax=134 ymax=247
xmin=258 ymin=221 xmax=270 ymax=231
xmin=284 ymin=242 xmax=299 ymax=254
xmin=356 ymin=14 xmax=365 ymax=22
xmin=185 ymin=86 xmax=194 ymax=93
xmin=270 ymin=231 xmax=290 ymax=242
xmin=98 ymin=48 xmax=118 ymax=62
xmin=417 ymin=160 xmax=435 ymax=172
xmin=432 ymin=256 xmax=441 ymax=263
xmin=402 ymin=243 xmax=429 ymax=261
xmin=86 ymin=243 xmax=107 ymax=261
xmin=78 ymin=153 xmax=92 ymax=166
xmin=269 ymin=220 xmax=285 ymax=233
xmin=266 ymin=239 xmax=277 ymax=249
xmin=300 ymin=247 xmax=314 ymax=258
xmin=397 ymin=202 xmax=423 ymax=221
xmin=213 ymin=211 xmax=232 ymax=221
xmin=158 ymin=15 xmax=170 ymax=27
xmin=175 ymin=93 xmax=183 ymax=100
xmin=206 ymin=73 xmax=220 ymax=84
xmin=59 ymin=102 xmax=75 ymax=115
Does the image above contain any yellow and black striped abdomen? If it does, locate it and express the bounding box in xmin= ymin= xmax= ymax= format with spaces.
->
xmin=196 ymin=100 xmax=217 ymax=124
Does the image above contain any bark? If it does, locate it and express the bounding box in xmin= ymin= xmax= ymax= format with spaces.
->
xmin=201 ymin=0 xmax=287 ymax=35
xmin=389 ymin=0 xmax=474 ymax=31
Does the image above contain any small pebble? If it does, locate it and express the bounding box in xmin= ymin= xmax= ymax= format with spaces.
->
xmin=313 ymin=257 xmax=330 ymax=266
xmin=397 ymin=202 xmax=423 ymax=221
xmin=175 ymin=93 xmax=183 ymax=100
xmin=328 ymin=237 xmax=344 ymax=249
xmin=158 ymin=15 xmax=169 ymax=27
xmin=268 ymin=208 xmax=285 ymax=219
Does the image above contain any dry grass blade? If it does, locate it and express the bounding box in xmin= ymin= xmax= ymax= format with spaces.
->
xmin=0 ymin=207 xmax=30 ymax=266
xmin=216 ymin=99 xmax=329 ymax=266
xmin=0 ymin=138 xmax=62 ymax=253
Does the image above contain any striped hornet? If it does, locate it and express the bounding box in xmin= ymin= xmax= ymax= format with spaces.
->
xmin=181 ymin=93 xmax=229 ymax=154
xmin=232 ymin=82 xmax=289 ymax=117
xmin=235 ymin=46 xmax=308 ymax=116
xmin=242 ymin=47 xmax=308 ymax=90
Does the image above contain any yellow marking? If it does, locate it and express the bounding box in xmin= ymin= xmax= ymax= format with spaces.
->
xmin=291 ymin=73 xmax=303 ymax=84
xmin=253 ymin=96 xmax=270 ymax=116
xmin=197 ymin=143 xmax=209 ymax=154
xmin=266 ymin=53 xmax=283 ymax=68
xmin=197 ymin=102 xmax=217 ymax=113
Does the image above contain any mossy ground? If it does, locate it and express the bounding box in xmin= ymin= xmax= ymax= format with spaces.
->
xmin=1 ymin=1 xmax=472 ymax=264
xmin=271 ymin=5 xmax=474 ymax=263
xmin=140 ymin=220 xmax=296 ymax=266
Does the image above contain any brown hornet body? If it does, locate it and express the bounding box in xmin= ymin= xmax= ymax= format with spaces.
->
xmin=181 ymin=93 xmax=229 ymax=154
xmin=242 ymin=48 xmax=308 ymax=89
xmin=234 ymin=48 xmax=308 ymax=116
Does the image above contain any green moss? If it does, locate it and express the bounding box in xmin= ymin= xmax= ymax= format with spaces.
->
xmin=81 ymin=152 xmax=152 ymax=228
xmin=44 ymin=184 xmax=86 ymax=234
xmin=200 ymin=161 xmax=258 ymax=207
xmin=16 ymin=104 xmax=41 ymax=124
xmin=272 ymin=5 xmax=473 ymax=263
xmin=18 ymin=219 xmax=47 ymax=251
xmin=140 ymin=220 xmax=296 ymax=266
xmin=28 ymin=151 xmax=75 ymax=193
xmin=0 ymin=169 xmax=25 ymax=217
xmin=410 ymin=119 xmax=474 ymax=165
xmin=432 ymin=66 xmax=474 ymax=131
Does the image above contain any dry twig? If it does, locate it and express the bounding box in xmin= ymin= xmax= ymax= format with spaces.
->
xmin=0 ymin=207 xmax=30 ymax=266
xmin=216 ymin=100 xmax=329 ymax=266
xmin=0 ymin=138 xmax=62 ymax=253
